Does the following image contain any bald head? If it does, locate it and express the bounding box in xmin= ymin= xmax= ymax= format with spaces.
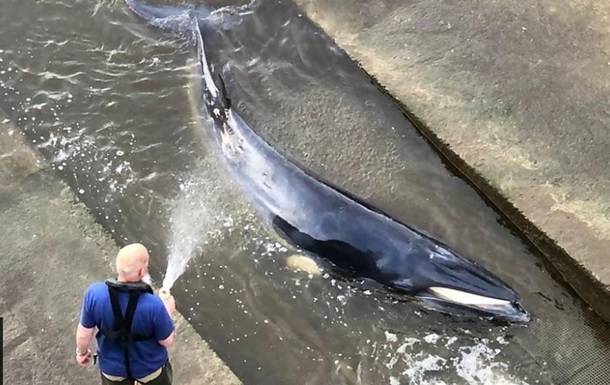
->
xmin=116 ymin=243 xmax=149 ymax=282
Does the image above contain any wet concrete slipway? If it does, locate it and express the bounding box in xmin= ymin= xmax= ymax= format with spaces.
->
xmin=0 ymin=117 xmax=242 ymax=384
xmin=1 ymin=1 xmax=610 ymax=385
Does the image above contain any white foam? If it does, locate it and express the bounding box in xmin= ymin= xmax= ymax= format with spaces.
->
xmin=379 ymin=334 xmax=529 ymax=385
xmin=453 ymin=342 xmax=528 ymax=385
xmin=423 ymin=333 xmax=440 ymax=345
xmin=385 ymin=331 xmax=398 ymax=343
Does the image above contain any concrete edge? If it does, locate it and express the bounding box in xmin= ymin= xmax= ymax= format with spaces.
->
xmin=359 ymin=71 xmax=610 ymax=322
xmin=285 ymin=0 xmax=610 ymax=324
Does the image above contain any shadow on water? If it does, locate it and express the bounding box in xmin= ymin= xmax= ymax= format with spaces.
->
xmin=1 ymin=0 xmax=610 ymax=384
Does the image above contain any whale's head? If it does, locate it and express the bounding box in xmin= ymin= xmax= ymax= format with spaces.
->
xmin=393 ymin=242 xmax=530 ymax=323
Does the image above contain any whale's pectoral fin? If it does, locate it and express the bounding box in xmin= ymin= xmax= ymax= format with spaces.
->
xmin=270 ymin=215 xmax=381 ymax=279
xmin=216 ymin=74 xmax=232 ymax=110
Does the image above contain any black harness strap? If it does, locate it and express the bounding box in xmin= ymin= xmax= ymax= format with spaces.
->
xmin=99 ymin=279 xmax=154 ymax=380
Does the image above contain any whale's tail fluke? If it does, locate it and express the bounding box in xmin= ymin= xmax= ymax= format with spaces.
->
xmin=124 ymin=0 xmax=214 ymax=34
xmin=125 ymin=0 xmax=238 ymax=119
xmin=125 ymin=0 xmax=250 ymax=35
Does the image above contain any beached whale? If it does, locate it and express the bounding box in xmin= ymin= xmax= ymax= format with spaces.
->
xmin=125 ymin=0 xmax=530 ymax=323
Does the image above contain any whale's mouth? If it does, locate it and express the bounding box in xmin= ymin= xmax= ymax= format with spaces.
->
xmin=420 ymin=287 xmax=530 ymax=322
xmin=428 ymin=287 xmax=512 ymax=306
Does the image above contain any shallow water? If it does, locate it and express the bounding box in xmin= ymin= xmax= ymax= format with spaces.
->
xmin=1 ymin=0 xmax=610 ymax=384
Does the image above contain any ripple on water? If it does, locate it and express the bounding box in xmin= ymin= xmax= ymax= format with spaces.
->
xmin=373 ymin=331 xmax=534 ymax=385
xmin=1 ymin=0 xmax=610 ymax=384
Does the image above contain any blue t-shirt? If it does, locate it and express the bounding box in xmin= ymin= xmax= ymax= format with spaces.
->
xmin=80 ymin=281 xmax=175 ymax=379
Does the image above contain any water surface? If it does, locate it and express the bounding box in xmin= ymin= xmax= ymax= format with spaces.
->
xmin=1 ymin=0 xmax=609 ymax=384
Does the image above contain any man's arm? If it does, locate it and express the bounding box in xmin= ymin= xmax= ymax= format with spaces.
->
xmin=76 ymin=323 xmax=96 ymax=354
xmin=156 ymin=294 xmax=177 ymax=348
xmin=75 ymin=286 xmax=97 ymax=366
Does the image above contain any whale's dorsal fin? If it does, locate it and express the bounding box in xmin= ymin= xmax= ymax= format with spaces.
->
xmin=217 ymin=74 xmax=232 ymax=110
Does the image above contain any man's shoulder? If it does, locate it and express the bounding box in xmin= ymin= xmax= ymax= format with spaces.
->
xmin=135 ymin=292 xmax=168 ymax=324
xmin=85 ymin=281 xmax=108 ymax=294
xmin=139 ymin=291 xmax=164 ymax=308
xmin=80 ymin=282 xmax=108 ymax=320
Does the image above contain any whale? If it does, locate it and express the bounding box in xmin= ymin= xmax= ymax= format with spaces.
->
xmin=124 ymin=0 xmax=530 ymax=323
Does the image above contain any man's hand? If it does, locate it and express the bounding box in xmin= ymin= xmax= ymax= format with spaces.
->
xmin=76 ymin=349 xmax=92 ymax=367
xmin=75 ymin=323 xmax=95 ymax=368
xmin=162 ymin=295 xmax=176 ymax=316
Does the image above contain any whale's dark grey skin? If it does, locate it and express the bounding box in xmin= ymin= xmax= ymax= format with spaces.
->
xmin=125 ymin=0 xmax=530 ymax=323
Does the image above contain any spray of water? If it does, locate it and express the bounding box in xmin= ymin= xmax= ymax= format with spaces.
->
xmin=162 ymin=173 xmax=228 ymax=291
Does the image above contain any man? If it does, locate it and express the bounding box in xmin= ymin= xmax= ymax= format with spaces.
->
xmin=76 ymin=243 xmax=177 ymax=384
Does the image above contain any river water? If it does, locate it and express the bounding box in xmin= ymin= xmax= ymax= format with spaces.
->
xmin=1 ymin=0 xmax=610 ymax=384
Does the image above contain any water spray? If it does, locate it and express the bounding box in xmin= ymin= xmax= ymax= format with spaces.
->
xmin=161 ymin=173 xmax=224 ymax=300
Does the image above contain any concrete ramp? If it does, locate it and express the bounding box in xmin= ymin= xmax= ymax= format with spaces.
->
xmin=294 ymin=0 xmax=610 ymax=321
xmin=0 ymin=119 xmax=242 ymax=385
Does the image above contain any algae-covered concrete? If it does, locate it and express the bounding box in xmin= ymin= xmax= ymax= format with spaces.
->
xmin=0 ymin=119 xmax=242 ymax=384
xmin=294 ymin=0 xmax=610 ymax=321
